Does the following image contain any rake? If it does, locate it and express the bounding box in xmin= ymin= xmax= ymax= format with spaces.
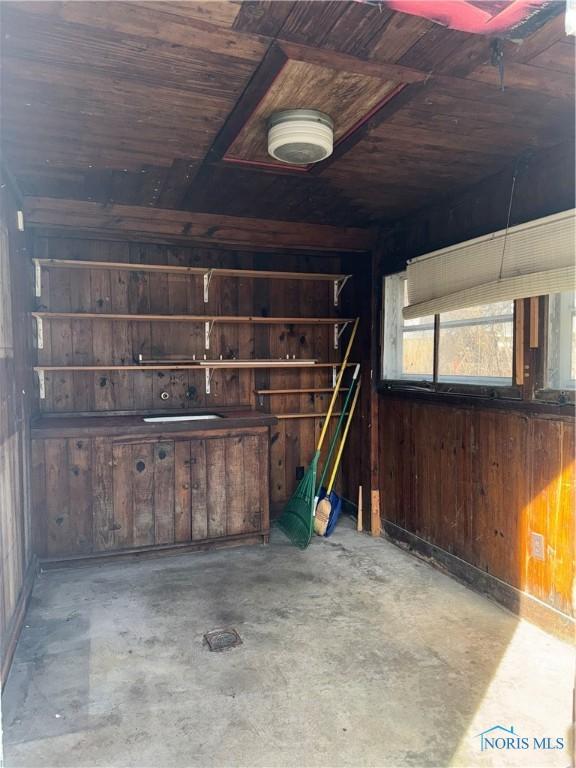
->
xmin=276 ymin=318 xmax=359 ymax=548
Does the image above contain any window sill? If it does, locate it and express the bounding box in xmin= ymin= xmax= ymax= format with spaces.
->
xmin=534 ymin=388 xmax=575 ymax=406
xmin=378 ymin=380 xmax=575 ymax=416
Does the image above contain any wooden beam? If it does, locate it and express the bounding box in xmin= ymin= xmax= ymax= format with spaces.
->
xmin=277 ymin=41 xmax=429 ymax=84
xmin=515 ymin=298 xmax=525 ymax=386
xmin=24 ymin=197 xmax=373 ymax=252
xmin=529 ymin=296 xmax=540 ymax=348
xmin=206 ymin=42 xmax=289 ymax=164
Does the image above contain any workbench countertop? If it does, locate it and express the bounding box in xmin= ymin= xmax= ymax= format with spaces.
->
xmin=31 ymin=409 xmax=277 ymax=439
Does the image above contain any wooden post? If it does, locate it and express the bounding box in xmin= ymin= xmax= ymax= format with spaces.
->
xmin=369 ymin=241 xmax=381 ymax=537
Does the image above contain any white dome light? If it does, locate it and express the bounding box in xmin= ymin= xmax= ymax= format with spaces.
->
xmin=268 ymin=109 xmax=334 ymax=165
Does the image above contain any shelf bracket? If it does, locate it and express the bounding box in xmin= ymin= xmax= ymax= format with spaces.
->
xmin=34 ymin=260 xmax=42 ymax=298
xmin=37 ymin=370 xmax=46 ymax=400
xmin=35 ymin=316 xmax=44 ymax=349
xmin=203 ymin=269 xmax=214 ymax=303
xmin=205 ymin=366 xmax=216 ymax=395
xmin=333 ymin=320 xmax=351 ymax=349
xmin=332 ymin=365 xmax=337 ymax=388
xmin=204 ymin=319 xmax=214 ymax=350
xmin=333 ymin=275 xmax=351 ymax=307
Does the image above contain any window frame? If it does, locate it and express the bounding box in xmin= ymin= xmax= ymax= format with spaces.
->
xmin=381 ymin=273 xmax=521 ymax=399
xmin=534 ymin=292 xmax=576 ymax=406
xmin=545 ymin=289 xmax=576 ymax=391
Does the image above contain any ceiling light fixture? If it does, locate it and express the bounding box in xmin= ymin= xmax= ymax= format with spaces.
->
xmin=268 ymin=109 xmax=334 ymax=165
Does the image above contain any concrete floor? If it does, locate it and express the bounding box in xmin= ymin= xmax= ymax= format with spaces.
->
xmin=2 ymin=520 xmax=574 ymax=768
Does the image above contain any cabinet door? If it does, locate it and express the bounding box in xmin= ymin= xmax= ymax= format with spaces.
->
xmin=112 ymin=440 xmax=175 ymax=549
xmin=198 ymin=434 xmax=268 ymax=539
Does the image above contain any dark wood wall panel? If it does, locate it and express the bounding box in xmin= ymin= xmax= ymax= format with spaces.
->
xmin=34 ymin=233 xmax=358 ymax=510
xmin=379 ymin=398 xmax=575 ymax=618
xmin=0 ymin=179 xmax=35 ymax=685
xmin=378 ymin=139 xmax=575 ymax=274
xmin=32 ymin=430 xmax=270 ymax=559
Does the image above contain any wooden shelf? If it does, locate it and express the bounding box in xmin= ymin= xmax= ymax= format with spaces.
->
xmin=32 ymin=312 xmax=355 ymax=353
xmin=34 ymin=362 xmax=355 ymax=372
xmin=33 ymin=258 xmax=352 ymax=304
xmin=32 ymin=312 xmax=353 ymax=324
xmin=33 ymin=361 xmax=357 ymax=399
xmin=276 ymin=412 xmax=343 ymax=420
xmin=34 ymin=258 xmax=349 ymax=281
xmin=256 ymin=388 xmax=349 ymax=395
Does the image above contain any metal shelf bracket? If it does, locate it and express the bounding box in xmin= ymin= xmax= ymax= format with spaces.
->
xmin=37 ymin=369 xmax=46 ymax=399
xmin=204 ymin=319 xmax=215 ymax=350
xmin=203 ymin=269 xmax=214 ymax=303
xmin=205 ymin=366 xmax=216 ymax=395
xmin=34 ymin=260 xmax=42 ymax=298
xmin=35 ymin=316 xmax=44 ymax=349
xmin=333 ymin=275 xmax=351 ymax=306
xmin=333 ymin=320 xmax=351 ymax=349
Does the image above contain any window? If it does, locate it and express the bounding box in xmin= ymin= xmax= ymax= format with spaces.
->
xmin=382 ymin=273 xmax=514 ymax=387
xmin=437 ymin=302 xmax=514 ymax=385
xmin=382 ymin=273 xmax=433 ymax=380
xmin=547 ymin=289 xmax=576 ymax=390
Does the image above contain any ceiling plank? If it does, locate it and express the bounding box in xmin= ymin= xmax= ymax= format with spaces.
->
xmin=21 ymin=1 xmax=269 ymax=62
xmin=466 ymin=62 xmax=575 ymax=101
xmin=276 ymin=2 xmax=348 ymax=47
xmin=233 ymin=1 xmax=296 ymax=37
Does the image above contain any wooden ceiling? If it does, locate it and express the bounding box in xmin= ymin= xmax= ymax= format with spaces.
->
xmin=1 ymin=1 xmax=574 ymax=227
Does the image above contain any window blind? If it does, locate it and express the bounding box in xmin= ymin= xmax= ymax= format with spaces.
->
xmin=403 ymin=209 xmax=576 ymax=320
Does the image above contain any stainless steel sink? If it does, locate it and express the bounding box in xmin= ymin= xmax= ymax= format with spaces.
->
xmin=143 ymin=414 xmax=222 ymax=423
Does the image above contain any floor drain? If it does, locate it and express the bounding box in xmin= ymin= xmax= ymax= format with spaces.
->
xmin=203 ymin=628 xmax=242 ymax=652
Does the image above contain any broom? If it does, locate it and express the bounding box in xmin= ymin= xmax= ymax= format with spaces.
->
xmin=276 ymin=318 xmax=359 ymax=549
xmin=313 ymin=363 xmax=360 ymax=535
xmin=315 ymin=378 xmax=361 ymax=537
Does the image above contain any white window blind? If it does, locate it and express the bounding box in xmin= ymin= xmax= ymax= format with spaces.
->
xmin=403 ymin=209 xmax=576 ymax=320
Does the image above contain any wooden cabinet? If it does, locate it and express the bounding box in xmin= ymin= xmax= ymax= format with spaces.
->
xmin=32 ymin=427 xmax=270 ymax=561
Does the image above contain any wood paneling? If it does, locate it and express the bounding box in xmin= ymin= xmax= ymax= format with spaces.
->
xmin=379 ymin=398 xmax=575 ymax=619
xmin=32 ymin=231 xmax=359 ymax=511
xmin=0 ymin=176 xmax=35 ymax=685
xmin=32 ymin=430 xmax=270 ymax=559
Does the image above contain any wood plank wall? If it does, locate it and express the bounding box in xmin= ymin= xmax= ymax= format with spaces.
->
xmin=379 ymin=398 xmax=575 ymax=620
xmin=34 ymin=233 xmax=360 ymax=511
xmin=0 ymin=178 xmax=35 ymax=685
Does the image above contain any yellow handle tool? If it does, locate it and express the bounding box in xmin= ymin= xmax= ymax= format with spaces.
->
xmin=315 ymin=317 xmax=358 ymax=453
xmin=315 ymin=379 xmax=362 ymax=536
